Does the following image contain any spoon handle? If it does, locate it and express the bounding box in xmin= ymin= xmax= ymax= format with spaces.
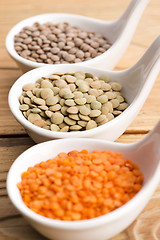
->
xmin=132 ymin=35 xmax=160 ymax=79
xmin=105 ymin=0 xmax=150 ymax=69
xmin=111 ymin=0 xmax=150 ymax=41
xmin=119 ymin=0 xmax=150 ymax=22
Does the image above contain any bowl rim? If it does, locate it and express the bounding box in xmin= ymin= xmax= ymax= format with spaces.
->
xmin=5 ymin=13 xmax=113 ymax=69
xmin=7 ymin=137 xmax=160 ymax=230
xmin=8 ymin=64 xmax=131 ymax=139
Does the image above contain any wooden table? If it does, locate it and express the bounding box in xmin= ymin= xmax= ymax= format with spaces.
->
xmin=0 ymin=0 xmax=160 ymax=239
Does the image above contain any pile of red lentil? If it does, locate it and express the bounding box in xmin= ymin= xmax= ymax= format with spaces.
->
xmin=17 ymin=150 xmax=143 ymax=221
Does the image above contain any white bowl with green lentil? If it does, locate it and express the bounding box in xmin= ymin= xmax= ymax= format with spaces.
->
xmin=6 ymin=0 xmax=149 ymax=72
xmin=8 ymin=35 xmax=160 ymax=143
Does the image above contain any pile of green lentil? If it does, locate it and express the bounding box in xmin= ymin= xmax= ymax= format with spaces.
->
xmin=19 ymin=71 xmax=128 ymax=132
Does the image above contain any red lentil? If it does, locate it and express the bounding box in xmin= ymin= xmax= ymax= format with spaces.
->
xmin=17 ymin=150 xmax=143 ymax=221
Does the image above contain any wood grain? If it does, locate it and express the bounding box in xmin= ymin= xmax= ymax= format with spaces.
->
xmin=0 ymin=69 xmax=25 ymax=136
xmin=0 ymin=0 xmax=160 ymax=239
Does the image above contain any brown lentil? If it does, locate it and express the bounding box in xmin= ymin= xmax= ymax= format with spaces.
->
xmin=14 ymin=22 xmax=112 ymax=64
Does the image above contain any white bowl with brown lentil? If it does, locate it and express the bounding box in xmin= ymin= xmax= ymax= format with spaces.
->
xmin=8 ymin=36 xmax=160 ymax=143
xmin=6 ymin=0 xmax=149 ymax=72
xmin=7 ymin=122 xmax=160 ymax=240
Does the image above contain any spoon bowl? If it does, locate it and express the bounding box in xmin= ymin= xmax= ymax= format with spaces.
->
xmin=7 ymin=120 xmax=160 ymax=240
xmin=5 ymin=0 xmax=149 ymax=72
xmin=8 ymin=35 xmax=160 ymax=143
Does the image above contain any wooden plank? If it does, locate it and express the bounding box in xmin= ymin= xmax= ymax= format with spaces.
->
xmin=0 ymin=135 xmax=160 ymax=240
xmin=0 ymin=68 xmax=160 ymax=136
xmin=0 ymin=0 xmax=160 ymax=68
xmin=0 ymin=69 xmax=25 ymax=135
xmin=0 ymin=133 xmax=144 ymax=161
xmin=0 ymin=134 xmax=143 ymax=170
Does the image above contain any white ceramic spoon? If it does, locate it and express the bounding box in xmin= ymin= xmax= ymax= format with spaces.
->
xmin=7 ymin=120 xmax=160 ymax=240
xmin=8 ymin=35 xmax=160 ymax=143
xmin=6 ymin=0 xmax=149 ymax=72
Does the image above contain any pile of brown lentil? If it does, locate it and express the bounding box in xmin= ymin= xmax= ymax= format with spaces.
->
xmin=19 ymin=71 xmax=128 ymax=132
xmin=14 ymin=22 xmax=111 ymax=64
xmin=17 ymin=149 xmax=143 ymax=221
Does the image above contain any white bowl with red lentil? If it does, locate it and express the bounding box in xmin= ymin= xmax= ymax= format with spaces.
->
xmin=5 ymin=0 xmax=149 ymax=72
xmin=7 ymin=125 xmax=160 ymax=240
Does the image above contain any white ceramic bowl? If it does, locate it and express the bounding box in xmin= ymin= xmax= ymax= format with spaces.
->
xmin=7 ymin=121 xmax=160 ymax=240
xmin=8 ymin=35 xmax=160 ymax=143
xmin=5 ymin=0 xmax=149 ymax=72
